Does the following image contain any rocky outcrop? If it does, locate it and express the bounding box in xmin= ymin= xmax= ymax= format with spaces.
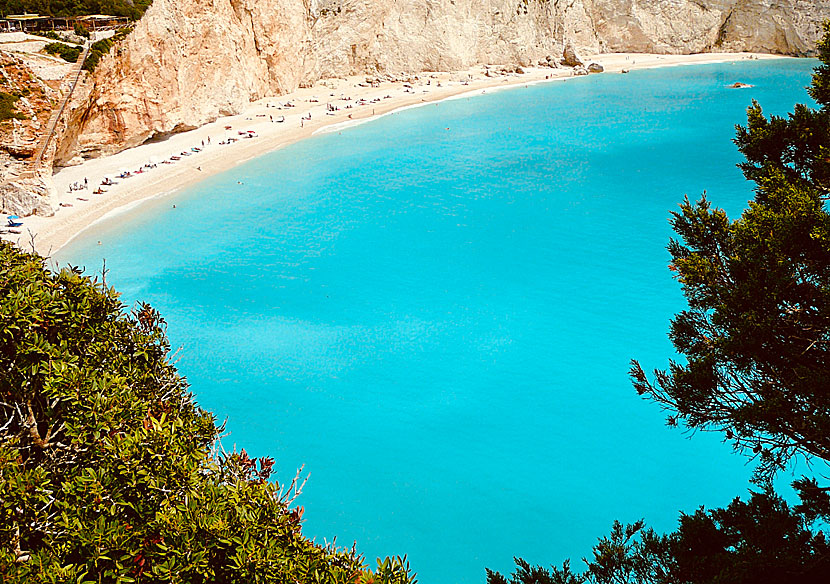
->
xmin=561 ymin=40 xmax=584 ymax=67
xmin=0 ymin=159 xmax=56 ymax=217
xmin=0 ymin=52 xmax=60 ymax=216
xmin=590 ymin=0 xmax=827 ymax=55
xmin=714 ymin=0 xmax=826 ymax=55
xmin=56 ymin=0 xmax=830 ymax=163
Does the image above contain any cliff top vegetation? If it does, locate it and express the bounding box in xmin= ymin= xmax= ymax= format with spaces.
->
xmin=0 ymin=0 xmax=151 ymax=20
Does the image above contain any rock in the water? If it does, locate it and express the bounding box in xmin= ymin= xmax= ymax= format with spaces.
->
xmin=587 ymin=62 xmax=604 ymax=73
xmin=561 ymin=41 xmax=584 ymax=67
xmin=729 ymin=81 xmax=754 ymax=88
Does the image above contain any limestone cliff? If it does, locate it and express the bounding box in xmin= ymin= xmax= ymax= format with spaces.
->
xmin=0 ymin=51 xmax=60 ymax=217
xmin=57 ymin=0 xmax=830 ymax=163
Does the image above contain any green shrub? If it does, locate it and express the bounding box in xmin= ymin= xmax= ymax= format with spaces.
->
xmin=43 ymin=41 xmax=82 ymax=62
xmin=32 ymin=30 xmax=60 ymax=40
xmin=0 ymin=92 xmax=25 ymax=121
xmin=73 ymin=21 xmax=90 ymax=37
xmin=0 ymin=241 xmax=416 ymax=584
xmin=81 ymin=37 xmax=112 ymax=71
xmin=82 ymin=27 xmax=132 ymax=72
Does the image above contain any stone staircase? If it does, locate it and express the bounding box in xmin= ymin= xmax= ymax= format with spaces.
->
xmin=32 ymin=40 xmax=92 ymax=168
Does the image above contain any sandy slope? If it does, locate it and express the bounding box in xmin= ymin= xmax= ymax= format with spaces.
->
xmin=2 ymin=52 xmax=782 ymax=256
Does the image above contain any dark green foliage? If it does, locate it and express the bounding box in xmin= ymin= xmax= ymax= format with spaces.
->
xmin=490 ymin=491 xmax=830 ymax=583
xmin=73 ymin=21 xmax=89 ymax=37
xmin=670 ymin=490 xmax=830 ymax=583
xmin=81 ymin=35 xmax=112 ymax=71
xmin=43 ymin=40 xmax=82 ymax=62
xmin=793 ymin=477 xmax=830 ymax=522
xmin=0 ymin=241 xmax=415 ymax=584
xmin=0 ymin=0 xmax=152 ymax=20
xmin=486 ymin=558 xmax=585 ymax=584
xmin=584 ymin=521 xmax=672 ymax=584
xmin=0 ymin=91 xmax=25 ymax=121
xmin=32 ymin=29 xmax=60 ymax=40
xmin=82 ymin=27 xmax=130 ymax=71
xmin=809 ymin=22 xmax=830 ymax=117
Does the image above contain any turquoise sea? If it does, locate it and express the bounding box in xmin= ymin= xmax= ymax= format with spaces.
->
xmin=58 ymin=59 xmax=815 ymax=583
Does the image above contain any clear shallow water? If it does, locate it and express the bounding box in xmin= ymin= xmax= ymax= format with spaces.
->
xmin=59 ymin=59 xmax=815 ymax=583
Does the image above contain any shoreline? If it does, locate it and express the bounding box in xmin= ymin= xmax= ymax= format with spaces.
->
xmin=3 ymin=51 xmax=786 ymax=257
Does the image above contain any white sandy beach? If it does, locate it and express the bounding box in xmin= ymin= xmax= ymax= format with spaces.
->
xmin=3 ymin=51 xmax=784 ymax=256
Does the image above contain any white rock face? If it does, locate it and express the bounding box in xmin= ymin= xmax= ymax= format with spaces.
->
xmin=62 ymin=0 xmax=311 ymax=158
xmin=309 ymin=0 xmax=561 ymax=75
xmin=57 ymin=0 xmax=830 ymax=161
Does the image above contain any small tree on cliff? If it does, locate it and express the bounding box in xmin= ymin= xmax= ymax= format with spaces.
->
xmin=0 ymin=241 xmax=415 ymax=584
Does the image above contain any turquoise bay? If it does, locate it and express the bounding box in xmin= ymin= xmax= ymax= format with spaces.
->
xmin=59 ymin=59 xmax=815 ymax=583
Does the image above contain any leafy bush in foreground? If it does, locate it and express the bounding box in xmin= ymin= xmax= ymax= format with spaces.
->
xmin=0 ymin=241 xmax=415 ymax=584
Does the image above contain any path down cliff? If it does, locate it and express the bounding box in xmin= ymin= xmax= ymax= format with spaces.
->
xmin=35 ymin=41 xmax=91 ymax=168
xmin=57 ymin=0 xmax=830 ymax=163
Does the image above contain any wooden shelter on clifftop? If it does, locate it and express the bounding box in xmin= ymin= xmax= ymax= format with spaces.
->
xmin=0 ymin=14 xmax=128 ymax=33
